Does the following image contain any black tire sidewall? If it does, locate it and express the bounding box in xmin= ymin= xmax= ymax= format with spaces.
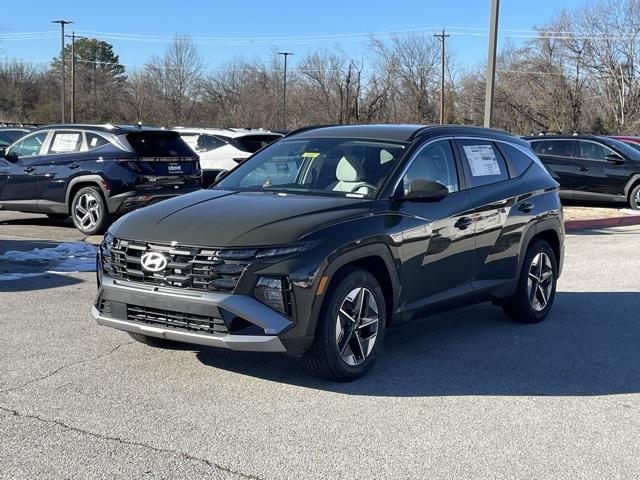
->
xmin=71 ymin=186 xmax=108 ymax=235
xmin=309 ymin=268 xmax=387 ymax=380
xmin=630 ymin=185 xmax=640 ymax=210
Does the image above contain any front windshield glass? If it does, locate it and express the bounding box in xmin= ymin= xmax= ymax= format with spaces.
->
xmin=602 ymin=137 xmax=640 ymax=160
xmin=216 ymin=138 xmax=406 ymax=197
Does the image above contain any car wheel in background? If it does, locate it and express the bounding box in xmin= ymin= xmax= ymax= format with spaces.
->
xmin=304 ymin=268 xmax=386 ymax=381
xmin=71 ymin=186 xmax=110 ymax=235
xmin=502 ymin=239 xmax=558 ymax=324
xmin=629 ymin=184 xmax=640 ymax=210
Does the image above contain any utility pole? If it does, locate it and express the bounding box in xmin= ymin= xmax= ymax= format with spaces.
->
xmin=52 ymin=20 xmax=73 ymax=123
xmin=434 ymin=29 xmax=450 ymax=125
xmin=278 ymin=52 xmax=294 ymax=130
xmin=483 ymin=0 xmax=500 ymax=128
xmin=66 ymin=31 xmax=77 ymax=123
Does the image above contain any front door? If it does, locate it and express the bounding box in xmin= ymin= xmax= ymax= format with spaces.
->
xmin=394 ymin=139 xmax=476 ymax=312
xmin=2 ymin=131 xmax=49 ymax=204
xmin=574 ymin=140 xmax=629 ymax=198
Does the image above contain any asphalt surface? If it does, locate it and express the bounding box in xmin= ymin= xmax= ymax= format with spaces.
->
xmin=1 ymin=211 xmax=639 ymax=479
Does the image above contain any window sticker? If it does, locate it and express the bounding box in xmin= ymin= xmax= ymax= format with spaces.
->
xmin=51 ymin=133 xmax=80 ymax=153
xmin=302 ymin=152 xmax=320 ymax=158
xmin=463 ymin=145 xmax=501 ymax=177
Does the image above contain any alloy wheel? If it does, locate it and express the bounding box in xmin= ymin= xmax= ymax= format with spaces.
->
xmin=634 ymin=189 xmax=640 ymax=209
xmin=335 ymin=287 xmax=379 ymax=366
xmin=74 ymin=192 xmax=101 ymax=230
xmin=527 ymin=252 xmax=554 ymax=312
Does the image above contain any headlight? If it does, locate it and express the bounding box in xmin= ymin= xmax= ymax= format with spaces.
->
xmin=256 ymin=243 xmax=313 ymax=259
xmin=253 ymin=277 xmax=289 ymax=315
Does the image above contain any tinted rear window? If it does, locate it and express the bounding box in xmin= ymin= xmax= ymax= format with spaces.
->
xmin=126 ymin=132 xmax=195 ymax=157
xmin=2 ymin=129 xmax=29 ymax=142
xmin=232 ymin=134 xmax=282 ymax=153
xmin=496 ymin=142 xmax=533 ymax=177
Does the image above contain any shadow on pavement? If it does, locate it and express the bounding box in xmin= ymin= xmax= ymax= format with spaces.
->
xmin=194 ymin=291 xmax=640 ymax=397
xmin=0 ymin=215 xmax=73 ymax=228
xmin=0 ymin=272 xmax=84 ymax=292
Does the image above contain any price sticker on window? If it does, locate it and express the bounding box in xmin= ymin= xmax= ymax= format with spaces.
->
xmin=463 ymin=145 xmax=501 ymax=177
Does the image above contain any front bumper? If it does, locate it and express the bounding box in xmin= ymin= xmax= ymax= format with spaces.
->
xmin=93 ymin=276 xmax=291 ymax=353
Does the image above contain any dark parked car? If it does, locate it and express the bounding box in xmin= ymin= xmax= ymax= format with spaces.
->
xmin=610 ymin=135 xmax=640 ymax=151
xmin=94 ymin=125 xmax=564 ymax=381
xmin=0 ymin=127 xmax=32 ymax=143
xmin=525 ymin=134 xmax=640 ymax=209
xmin=0 ymin=124 xmax=202 ymax=234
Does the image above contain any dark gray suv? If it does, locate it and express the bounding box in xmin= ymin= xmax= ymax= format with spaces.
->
xmin=94 ymin=125 xmax=564 ymax=381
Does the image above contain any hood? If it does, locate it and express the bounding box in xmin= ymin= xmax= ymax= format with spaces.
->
xmin=110 ymin=189 xmax=371 ymax=247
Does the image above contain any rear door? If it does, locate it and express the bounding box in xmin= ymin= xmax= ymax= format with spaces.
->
xmin=530 ymin=139 xmax=579 ymax=196
xmin=454 ymin=138 xmax=537 ymax=292
xmin=36 ymin=129 xmax=86 ymax=200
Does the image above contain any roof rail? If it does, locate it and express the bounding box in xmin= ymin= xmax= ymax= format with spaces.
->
xmin=409 ymin=124 xmax=515 ymax=141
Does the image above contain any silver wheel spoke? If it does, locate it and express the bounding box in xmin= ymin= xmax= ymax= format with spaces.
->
xmin=336 ymin=286 xmax=379 ymax=366
xmin=527 ymin=251 xmax=553 ymax=312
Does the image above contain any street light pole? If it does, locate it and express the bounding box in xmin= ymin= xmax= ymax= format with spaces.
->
xmin=434 ymin=29 xmax=450 ymax=125
xmin=278 ymin=52 xmax=294 ymax=130
xmin=52 ymin=19 xmax=73 ymax=123
xmin=66 ymin=32 xmax=77 ymax=123
xmin=483 ymin=0 xmax=500 ymax=128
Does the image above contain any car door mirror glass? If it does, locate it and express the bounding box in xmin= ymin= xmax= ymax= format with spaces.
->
xmin=396 ymin=179 xmax=449 ymax=202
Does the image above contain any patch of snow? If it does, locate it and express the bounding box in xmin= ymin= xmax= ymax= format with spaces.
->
xmin=620 ymin=209 xmax=640 ymax=216
xmin=0 ymin=242 xmax=97 ymax=281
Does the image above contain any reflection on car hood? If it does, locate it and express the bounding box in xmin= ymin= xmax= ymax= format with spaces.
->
xmin=110 ymin=189 xmax=371 ymax=247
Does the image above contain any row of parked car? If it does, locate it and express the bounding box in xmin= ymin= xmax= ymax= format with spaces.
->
xmin=1 ymin=123 xmax=640 ymax=236
xmin=0 ymin=124 xmax=282 ymax=234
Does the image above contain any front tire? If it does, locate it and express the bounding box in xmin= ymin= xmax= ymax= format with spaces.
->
xmin=71 ymin=186 xmax=110 ymax=235
xmin=502 ymin=240 xmax=558 ymax=323
xmin=304 ymin=268 xmax=386 ymax=381
xmin=629 ymin=184 xmax=640 ymax=210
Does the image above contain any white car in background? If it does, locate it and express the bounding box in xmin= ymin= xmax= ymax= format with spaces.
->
xmin=174 ymin=127 xmax=283 ymax=186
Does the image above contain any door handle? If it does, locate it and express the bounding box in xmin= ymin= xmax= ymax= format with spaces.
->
xmin=518 ymin=201 xmax=534 ymax=213
xmin=454 ymin=217 xmax=473 ymax=230
xmin=578 ymin=166 xmax=589 ymax=172
xmin=68 ymin=163 xmax=80 ymax=169
xmin=24 ymin=166 xmax=34 ymax=173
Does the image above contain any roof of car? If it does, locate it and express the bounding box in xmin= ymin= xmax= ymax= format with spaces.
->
xmin=523 ymin=134 xmax=604 ymax=141
xmin=287 ymin=124 xmax=524 ymax=144
xmin=31 ymin=124 xmax=170 ymax=134
xmin=173 ymin=127 xmax=282 ymax=138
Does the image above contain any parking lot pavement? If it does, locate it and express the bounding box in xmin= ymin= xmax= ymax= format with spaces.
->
xmin=1 ymin=212 xmax=639 ymax=479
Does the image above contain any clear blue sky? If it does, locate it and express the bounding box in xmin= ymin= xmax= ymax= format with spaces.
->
xmin=1 ymin=0 xmax=582 ymax=71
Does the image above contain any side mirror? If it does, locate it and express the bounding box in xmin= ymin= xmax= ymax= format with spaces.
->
xmin=395 ymin=179 xmax=449 ymax=202
xmin=0 ymin=147 xmax=5 ymax=158
xmin=605 ymin=153 xmax=624 ymax=165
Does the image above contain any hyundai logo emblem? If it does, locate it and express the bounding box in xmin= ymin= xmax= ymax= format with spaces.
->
xmin=140 ymin=252 xmax=168 ymax=272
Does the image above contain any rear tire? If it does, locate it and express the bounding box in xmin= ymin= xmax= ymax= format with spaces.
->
xmin=128 ymin=332 xmax=181 ymax=349
xmin=502 ymin=240 xmax=557 ymax=324
xmin=629 ymin=184 xmax=640 ymax=210
xmin=303 ymin=268 xmax=386 ymax=381
xmin=71 ymin=186 xmax=111 ymax=235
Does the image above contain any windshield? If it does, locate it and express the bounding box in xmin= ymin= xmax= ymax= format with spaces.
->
xmin=216 ymin=137 xmax=407 ymax=197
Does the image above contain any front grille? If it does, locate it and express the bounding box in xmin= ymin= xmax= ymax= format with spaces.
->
xmin=102 ymin=238 xmax=252 ymax=292
xmin=99 ymin=300 xmax=228 ymax=336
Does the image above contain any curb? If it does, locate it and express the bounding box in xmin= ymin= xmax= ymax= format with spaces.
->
xmin=565 ymin=215 xmax=640 ymax=232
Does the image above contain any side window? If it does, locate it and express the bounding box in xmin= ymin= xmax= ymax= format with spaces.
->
xmin=85 ymin=132 xmax=109 ymax=151
xmin=198 ymin=135 xmax=225 ymax=152
xmin=48 ymin=131 xmax=83 ymax=155
xmin=401 ymin=140 xmax=459 ymax=194
xmin=496 ymin=142 xmax=533 ymax=177
xmin=457 ymin=139 xmax=509 ymax=188
xmin=535 ymin=140 xmax=575 ymax=158
xmin=579 ymin=141 xmax=614 ymax=161
xmin=7 ymin=131 xmax=48 ymax=159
